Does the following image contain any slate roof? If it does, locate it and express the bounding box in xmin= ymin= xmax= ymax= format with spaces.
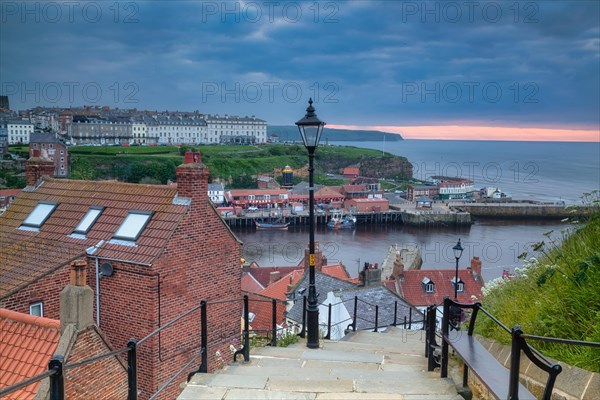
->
xmin=397 ymin=269 xmax=484 ymax=306
xmin=0 ymin=178 xmax=189 ymax=298
xmin=339 ymin=286 xmax=422 ymax=330
xmin=286 ymin=271 xmax=357 ymax=323
xmin=0 ymin=309 xmax=61 ymax=399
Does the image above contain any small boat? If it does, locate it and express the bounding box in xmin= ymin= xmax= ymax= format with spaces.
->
xmin=327 ymin=212 xmax=357 ymax=230
xmin=255 ymin=219 xmax=289 ymax=230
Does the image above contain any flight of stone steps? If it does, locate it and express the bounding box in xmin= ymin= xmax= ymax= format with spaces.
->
xmin=179 ymin=326 xmax=463 ymax=400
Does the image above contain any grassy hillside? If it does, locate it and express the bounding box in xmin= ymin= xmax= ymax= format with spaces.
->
xmin=68 ymin=144 xmax=412 ymax=188
xmin=477 ymin=209 xmax=600 ymax=372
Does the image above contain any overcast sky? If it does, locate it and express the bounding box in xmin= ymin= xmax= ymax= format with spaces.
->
xmin=1 ymin=1 xmax=598 ymax=140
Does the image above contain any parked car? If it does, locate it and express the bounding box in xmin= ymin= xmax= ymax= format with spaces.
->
xmin=248 ymin=206 xmax=259 ymax=211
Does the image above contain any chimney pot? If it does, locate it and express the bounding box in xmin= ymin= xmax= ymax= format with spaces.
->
xmin=70 ymin=259 xmax=87 ymax=286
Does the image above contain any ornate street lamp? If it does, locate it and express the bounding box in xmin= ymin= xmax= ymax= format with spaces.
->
xmin=453 ymin=239 xmax=464 ymax=300
xmin=296 ymin=98 xmax=325 ymax=349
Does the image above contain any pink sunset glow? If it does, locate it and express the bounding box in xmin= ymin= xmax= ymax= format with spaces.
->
xmin=328 ymin=124 xmax=600 ymax=142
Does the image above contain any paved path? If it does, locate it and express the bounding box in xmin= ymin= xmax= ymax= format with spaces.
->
xmin=178 ymin=327 xmax=462 ymax=400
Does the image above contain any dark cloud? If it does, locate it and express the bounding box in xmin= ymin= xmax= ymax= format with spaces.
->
xmin=0 ymin=0 xmax=598 ymax=128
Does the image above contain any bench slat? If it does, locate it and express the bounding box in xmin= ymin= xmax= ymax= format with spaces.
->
xmin=444 ymin=333 xmax=536 ymax=400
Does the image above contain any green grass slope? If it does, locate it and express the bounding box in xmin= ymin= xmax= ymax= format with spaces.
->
xmin=477 ymin=211 xmax=600 ymax=372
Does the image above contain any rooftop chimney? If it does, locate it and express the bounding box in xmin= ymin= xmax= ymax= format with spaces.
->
xmin=26 ymin=148 xmax=55 ymax=186
xmin=176 ymin=150 xmax=208 ymax=205
xmin=303 ymin=243 xmax=325 ymax=271
xmin=269 ymin=271 xmax=281 ymax=285
xmin=470 ymin=256 xmax=482 ymax=280
xmin=60 ymin=260 xmax=94 ymax=334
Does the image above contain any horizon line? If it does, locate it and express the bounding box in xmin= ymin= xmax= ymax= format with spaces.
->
xmin=327 ymin=124 xmax=600 ymax=143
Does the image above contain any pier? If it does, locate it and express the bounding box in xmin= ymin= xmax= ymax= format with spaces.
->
xmin=223 ymin=202 xmax=593 ymax=229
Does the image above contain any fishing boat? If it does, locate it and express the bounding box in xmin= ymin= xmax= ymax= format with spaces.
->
xmin=255 ymin=219 xmax=289 ymax=230
xmin=327 ymin=212 xmax=357 ymax=230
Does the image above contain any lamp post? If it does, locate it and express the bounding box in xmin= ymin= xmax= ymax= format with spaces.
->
xmin=296 ymin=98 xmax=325 ymax=349
xmin=453 ymin=239 xmax=464 ymax=300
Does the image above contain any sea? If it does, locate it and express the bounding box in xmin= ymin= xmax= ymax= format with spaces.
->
xmin=234 ymin=140 xmax=600 ymax=282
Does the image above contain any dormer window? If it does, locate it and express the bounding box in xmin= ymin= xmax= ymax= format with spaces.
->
xmin=20 ymin=202 xmax=58 ymax=230
xmin=451 ymin=277 xmax=465 ymax=293
xmin=112 ymin=211 xmax=153 ymax=241
xmin=422 ymin=277 xmax=435 ymax=293
xmin=73 ymin=206 xmax=104 ymax=235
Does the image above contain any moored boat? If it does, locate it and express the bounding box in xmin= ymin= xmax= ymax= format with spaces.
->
xmin=255 ymin=219 xmax=289 ymax=230
xmin=327 ymin=212 xmax=357 ymax=230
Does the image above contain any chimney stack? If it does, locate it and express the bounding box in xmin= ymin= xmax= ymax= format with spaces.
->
xmin=269 ymin=271 xmax=281 ymax=285
xmin=26 ymin=149 xmax=55 ymax=186
xmin=60 ymin=259 xmax=94 ymax=333
xmin=304 ymin=243 xmax=325 ymax=271
xmin=470 ymin=256 xmax=482 ymax=280
xmin=176 ymin=150 xmax=208 ymax=204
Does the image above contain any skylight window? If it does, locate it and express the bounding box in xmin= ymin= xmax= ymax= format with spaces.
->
xmin=112 ymin=211 xmax=153 ymax=241
xmin=21 ymin=202 xmax=58 ymax=228
xmin=73 ymin=206 xmax=103 ymax=235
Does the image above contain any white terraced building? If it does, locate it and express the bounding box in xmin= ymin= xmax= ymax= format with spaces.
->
xmin=67 ymin=113 xmax=267 ymax=145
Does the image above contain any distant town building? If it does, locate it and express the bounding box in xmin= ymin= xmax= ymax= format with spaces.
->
xmin=0 ymin=123 xmax=7 ymax=155
xmin=407 ymin=185 xmax=440 ymax=201
xmin=415 ymin=196 xmax=433 ymax=209
xmin=225 ymin=189 xmax=289 ymax=208
xmin=342 ymin=167 xmax=360 ymax=180
xmin=257 ymin=175 xmax=281 ymax=189
xmin=208 ymin=182 xmax=225 ymax=204
xmin=5 ymin=120 xmax=34 ymax=144
xmin=0 ymin=188 xmax=21 ymax=210
xmin=28 ymin=133 xmax=69 ymax=177
xmin=206 ymin=114 xmax=267 ymax=144
xmin=69 ymin=115 xmax=133 ymax=145
xmin=344 ymin=197 xmax=389 ymax=212
xmin=437 ymin=179 xmax=475 ymax=200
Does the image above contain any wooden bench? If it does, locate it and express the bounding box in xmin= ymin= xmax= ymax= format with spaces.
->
xmin=443 ymin=331 xmax=535 ymax=399
xmin=438 ymin=297 xmax=561 ymax=400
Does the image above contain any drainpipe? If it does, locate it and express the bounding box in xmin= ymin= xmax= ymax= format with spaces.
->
xmin=85 ymin=240 xmax=105 ymax=326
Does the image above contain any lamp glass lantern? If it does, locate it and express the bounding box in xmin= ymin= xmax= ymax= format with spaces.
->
xmin=453 ymin=239 xmax=464 ymax=260
xmin=296 ymin=98 xmax=325 ymax=151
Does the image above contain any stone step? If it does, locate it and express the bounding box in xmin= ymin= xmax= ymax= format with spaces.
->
xmin=178 ymin=330 xmax=460 ymax=400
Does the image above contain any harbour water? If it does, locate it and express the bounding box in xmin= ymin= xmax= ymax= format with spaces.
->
xmin=235 ymin=140 xmax=599 ymax=281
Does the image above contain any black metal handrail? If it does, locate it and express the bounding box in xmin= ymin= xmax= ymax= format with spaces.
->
xmin=431 ymin=296 xmax=597 ymax=400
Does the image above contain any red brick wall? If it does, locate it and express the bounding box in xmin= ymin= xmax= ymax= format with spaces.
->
xmin=65 ymin=327 xmax=128 ymax=399
xmin=0 ymin=263 xmax=72 ymax=319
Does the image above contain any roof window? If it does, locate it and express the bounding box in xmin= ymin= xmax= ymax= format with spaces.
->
xmin=21 ymin=202 xmax=58 ymax=229
xmin=112 ymin=211 xmax=153 ymax=241
xmin=73 ymin=206 xmax=103 ymax=235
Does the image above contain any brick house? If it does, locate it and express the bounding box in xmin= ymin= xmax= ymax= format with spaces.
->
xmin=0 ymin=261 xmax=128 ymax=399
xmin=28 ymin=133 xmax=69 ymax=177
xmin=0 ymin=151 xmax=243 ymax=399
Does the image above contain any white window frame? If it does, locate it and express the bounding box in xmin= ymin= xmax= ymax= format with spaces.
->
xmin=425 ymin=283 xmax=435 ymax=293
xmin=30 ymin=302 xmax=44 ymax=317
xmin=21 ymin=202 xmax=58 ymax=228
xmin=73 ymin=206 xmax=104 ymax=235
xmin=113 ymin=210 xmax=153 ymax=241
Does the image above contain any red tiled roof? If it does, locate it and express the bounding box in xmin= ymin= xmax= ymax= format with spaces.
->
xmin=246 ymin=266 xmax=300 ymax=288
xmin=0 ymin=308 xmax=61 ymax=399
xmin=246 ymin=293 xmax=286 ymax=332
xmin=227 ymin=189 xmax=288 ymax=196
xmin=397 ymin=269 xmax=484 ymax=306
xmin=321 ymin=264 xmax=351 ymax=281
xmin=0 ymin=189 xmax=22 ymax=198
xmin=314 ymin=187 xmax=344 ymax=198
xmin=0 ymin=178 xmax=189 ymax=298
xmin=241 ymin=272 xmax=264 ymax=293
xmin=343 ymin=168 xmax=359 ymax=176
xmin=260 ymin=270 xmax=305 ymax=300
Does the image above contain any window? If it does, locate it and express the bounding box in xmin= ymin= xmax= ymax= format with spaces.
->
xmin=21 ymin=202 xmax=58 ymax=228
xmin=422 ymin=277 xmax=435 ymax=293
xmin=73 ymin=206 xmax=103 ymax=234
xmin=113 ymin=211 xmax=153 ymax=241
xmin=451 ymin=277 xmax=464 ymax=293
xmin=30 ymin=302 xmax=43 ymax=317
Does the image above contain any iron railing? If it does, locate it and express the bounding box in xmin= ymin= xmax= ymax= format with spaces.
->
xmin=425 ymin=296 xmax=600 ymax=400
xmin=1 ymin=294 xmax=423 ymax=400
